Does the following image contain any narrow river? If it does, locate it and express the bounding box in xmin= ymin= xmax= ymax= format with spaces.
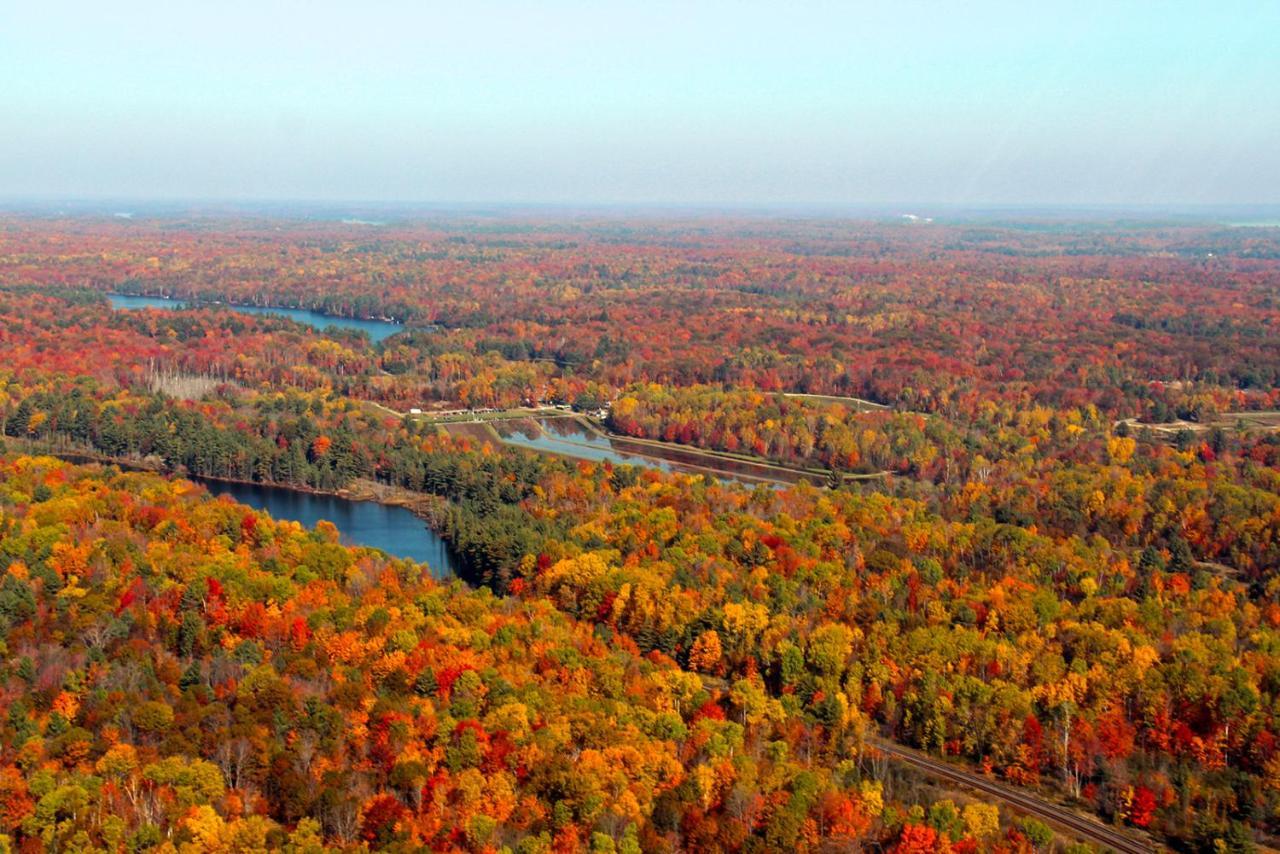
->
xmin=108 ymin=294 xmax=405 ymax=343
xmin=489 ymin=417 xmax=817 ymax=486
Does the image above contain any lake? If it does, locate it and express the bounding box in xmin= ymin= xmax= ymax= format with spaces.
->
xmin=108 ymin=293 xmax=405 ymax=343
xmin=193 ymin=477 xmax=458 ymax=579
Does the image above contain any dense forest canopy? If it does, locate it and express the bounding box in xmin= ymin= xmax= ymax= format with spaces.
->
xmin=1 ymin=214 xmax=1279 ymax=852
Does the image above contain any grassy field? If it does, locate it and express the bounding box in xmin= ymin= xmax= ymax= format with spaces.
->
xmin=580 ymin=417 xmax=888 ymax=482
xmin=438 ymin=421 xmax=501 ymax=442
xmin=782 ymin=392 xmax=889 ymax=411
xmin=1119 ymin=410 xmax=1280 ymax=437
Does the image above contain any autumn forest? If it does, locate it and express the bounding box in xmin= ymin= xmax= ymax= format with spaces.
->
xmin=1 ymin=213 xmax=1280 ymax=853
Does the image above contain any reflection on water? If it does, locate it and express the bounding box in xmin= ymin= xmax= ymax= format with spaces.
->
xmin=108 ymin=294 xmax=404 ymax=343
xmin=493 ymin=418 xmax=802 ymax=486
xmin=192 ymin=477 xmax=457 ymax=579
xmin=496 ymin=418 xmax=671 ymax=467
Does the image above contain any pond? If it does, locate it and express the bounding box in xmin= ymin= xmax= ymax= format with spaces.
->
xmin=192 ymin=477 xmax=458 ymax=579
xmin=490 ymin=418 xmax=812 ymax=486
xmin=108 ymin=293 xmax=405 ymax=343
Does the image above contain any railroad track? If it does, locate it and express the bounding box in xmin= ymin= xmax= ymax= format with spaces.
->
xmin=869 ymin=737 xmax=1157 ymax=853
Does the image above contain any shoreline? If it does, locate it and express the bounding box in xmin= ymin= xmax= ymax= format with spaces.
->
xmin=107 ymin=291 xmax=409 ymax=327
xmin=7 ymin=439 xmax=459 ymax=562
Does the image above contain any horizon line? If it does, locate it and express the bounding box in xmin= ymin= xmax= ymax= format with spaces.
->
xmin=2 ymin=197 xmax=1278 ymax=218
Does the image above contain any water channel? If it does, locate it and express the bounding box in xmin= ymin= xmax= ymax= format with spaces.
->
xmin=108 ymin=294 xmax=404 ymax=343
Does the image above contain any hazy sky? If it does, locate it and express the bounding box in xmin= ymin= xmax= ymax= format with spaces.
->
xmin=2 ymin=0 xmax=1277 ymax=206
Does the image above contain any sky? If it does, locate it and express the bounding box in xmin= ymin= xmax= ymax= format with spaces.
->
xmin=2 ymin=0 xmax=1277 ymax=207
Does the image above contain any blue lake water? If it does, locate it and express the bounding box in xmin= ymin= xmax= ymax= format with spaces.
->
xmin=108 ymin=294 xmax=404 ymax=343
xmin=192 ymin=477 xmax=458 ymax=579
